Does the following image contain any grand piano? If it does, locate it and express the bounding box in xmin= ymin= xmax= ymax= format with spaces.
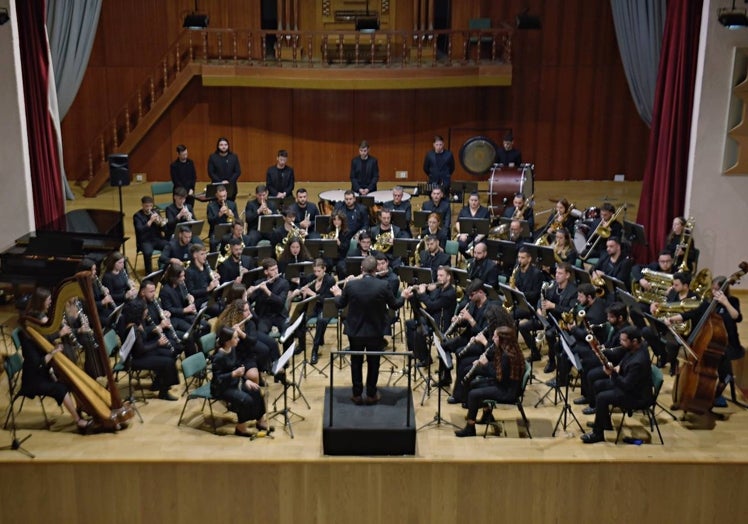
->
xmin=0 ymin=209 xmax=125 ymax=289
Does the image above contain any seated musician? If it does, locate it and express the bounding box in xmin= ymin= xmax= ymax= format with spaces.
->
xmin=420 ymin=212 xmax=448 ymax=250
xmin=265 ymin=149 xmax=294 ymax=199
xmin=646 ymin=271 xmax=698 ymax=374
xmin=138 ymin=279 xmax=181 ymax=356
xmin=502 ymin=192 xmax=535 ymax=232
xmin=495 ymin=132 xmax=522 ymax=167
xmin=218 ymin=220 xmax=251 ymax=256
xmin=455 ymin=325 xmax=526 ymax=437
xmin=632 ymin=250 xmax=675 ymax=297
xmin=519 ymin=262 xmax=577 ymax=375
xmin=249 ymin=258 xmax=290 ymax=336
xmin=419 ymin=235 xmax=451 ymax=281
xmin=349 ymin=139 xmax=379 ymax=196
xmin=584 ymin=203 xmax=622 ymax=259
xmin=101 ymin=252 xmax=138 ymax=306
xmin=402 ymin=265 xmax=457 ymax=366
xmin=206 ymin=184 xmax=239 ymax=251
xmin=323 ymin=212 xmax=352 ymax=272
xmin=536 ymin=198 xmax=576 ymax=245
xmin=214 ymin=299 xmax=263 ymax=387
xmin=20 ymin=288 xmax=94 ymax=433
xmin=278 ymin=236 xmax=312 ymax=285
xmin=660 ymin=275 xmax=743 ymax=400
xmin=244 ymin=184 xmax=277 ymax=247
xmin=217 ymin=238 xmax=256 ymax=285
xmin=159 ymin=224 xmax=204 ymax=269
xmin=78 ymin=258 xmax=115 ymax=324
xmin=335 ymin=190 xmax=369 ymax=236
xmin=421 ymin=186 xmax=451 ymax=231
xmin=159 ymin=262 xmax=197 ymax=337
xmin=272 ymin=207 xmax=306 ymax=248
xmin=507 ymin=219 xmax=532 ymax=245
xmin=383 ymin=186 xmax=413 ymax=237
xmin=664 ymin=216 xmax=697 ymax=270
xmin=466 ymin=242 xmax=499 ymax=289
xmin=185 ymin=244 xmax=221 ymax=316
xmin=117 ymin=299 xmax=179 ymax=401
xmin=549 ymin=229 xmax=578 ymax=270
xmin=510 ymin=246 xmax=545 ymax=361
xmin=581 ymin=326 xmax=653 ymax=444
xmin=577 ymin=302 xmax=630 ymax=409
xmin=211 ymin=326 xmax=272 ymax=437
xmin=164 ymin=186 xmax=195 ymax=240
xmin=370 ymin=209 xmax=404 ymax=268
xmin=337 ymin=231 xmax=377 ymax=278
xmin=455 ymin=191 xmax=490 ymax=256
xmin=289 ymin=188 xmax=320 ymax=239
xmin=592 ymin=236 xmax=633 ymax=290
xmin=133 ymin=195 xmax=168 ymax=275
xmin=297 ymin=258 xmax=336 ymax=365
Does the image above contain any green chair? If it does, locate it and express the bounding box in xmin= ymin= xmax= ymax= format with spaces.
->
xmin=468 ymin=17 xmax=493 ymax=48
xmin=3 ymin=352 xmax=51 ymax=429
xmin=11 ymin=327 xmax=22 ymax=352
xmin=614 ymin=365 xmax=665 ymax=445
xmin=482 ymin=360 xmax=532 ymax=438
xmin=177 ymin=352 xmax=218 ymax=434
xmin=150 ymin=181 xmax=174 ymax=211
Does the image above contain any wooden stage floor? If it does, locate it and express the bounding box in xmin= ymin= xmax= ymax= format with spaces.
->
xmin=1 ymin=180 xmax=747 ymax=523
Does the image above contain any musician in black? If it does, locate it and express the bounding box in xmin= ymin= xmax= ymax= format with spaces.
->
xmin=185 ymin=244 xmax=221 ymax=316
xmin=632 ymin=250 xmax=675 ymax=296
xmin=277 ymin=236 xmax=312 ymax=286
xmin=159 ymin=224 xmax=204 ymax=269
xmin=138 ymin=279 xmax=182 ymax=357
xmin=265 ymin=149 xmax=294 ymax=199
xmin=420 ymin=212 xmax=449 ymax=250
xmin=584 ymin=203 xmax=622 ymax=259
xmin=101 ymin=251 xmax=138 ymax=306
xmin=170 ymin=144 xmax=196 ymax=206
xmin=419 ymin=235 xmax=451 ymax=281
xmin=207 ymin=137 xmax=241 ymax=185
xmin=335 ymin=190 xmax=369 ymax=235
xmin=455 ymin=191 xmax=490 ymax=255
xmin=218 ymin=238 xmax=255 ymax=285
xmin=117 ymin=299 xmax=180 ymax=401
xmin=370 ymin=209 xmax=404 ymax=268
xmin=421 ymin=185 xmax=451 ymax=231
xmin=536 ymin=198 xmax=576 ymax=244
xmin=78 ymin=258 xmax=115 ymax=323
xmin=581 ymin=326 xmax=653 ymax=444
xmin=422 ymin=135 xmax=455 ymax=194
xmin=455 ymin=325 xmax=526 ymax=437
xmin=466 ymin=242 xmax=499 ymax=289
xmin=495 ymin=132 xmax=522 ymax=166
xmin=218 ymin=220 xmax=251 ymax=256
xmin=244 ymin=184 xmax=277 ymax=247
xmin=249 ymin=258 xmax=290 ymax=336
xmin=592 ymin=236 xmax=633 ymax=291
xmin=134 ymin=195 xmax=168 ymax=274
xmin=511 ymin=246 xmax=545 ymax=361
xmin=164 ymin=186 xmax=195 ymax=239
xmin=664 ymin=216 xmax=697 ymax=269
xmin=337 ymin=231 xmax=377 ymax=279
xmin=502 ymin=192 xmax=535 ymax=232
xmin=300 ymin=259 xmax=336 ymax=365
xmin=383 ymin=186 xmax=413 ymax=237
xmin=350 ymin=140 xmax=379 ymax=195
xmin=206 ymin=184 xmax=239 ymax=251
xmin=289 ymin=188 xmax=320 ymax=238
xmin=159 ymin=262 xmax=197 ymax=338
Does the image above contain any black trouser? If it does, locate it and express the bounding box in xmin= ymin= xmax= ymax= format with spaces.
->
xmin=349 ymin=337 xmax=385 ymax=397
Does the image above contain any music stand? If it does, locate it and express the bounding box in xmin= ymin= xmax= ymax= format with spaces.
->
xmin=623 ymin=220 xmax=647 ymax=247
xmin=413 ymin=210 xmax=431 ymax=230
xmin=549 ymin=316 xmax=584 ymax=436
xmin=180 ymin=220 xmax=205 ymax=237
xmin=450 ymin=180 xmax=479 ymax=205
xmin=242 ymin=245 xmax=273 ymax=260
xmin=241 ymin=267 xmax=265 ymax=288
xmin=305 ymin=239 xmax=338 ymax=259
xmin=450 ymin=268 xmax=469 ymax=289
xmin=206 ymin=252 xmax=219 ymax=270
xmin=573 ymin=267 xmax=592 ymax=286
xmin=457 ymin=218 xmax=489 ymax=238
xmin=258 ymin=214 xmax=285 ymax=235
xmin=498 ymin=217 xmax=531 ymax=239
xmin=143 ymin=269 xmax=164 ymax=283
xmin=396 ymin=266 xmax=433 ymax=286
xmin=356 ymin=195 xmax=375 ymax=209
xmin=344 ymin=257 xmax=364 ymax=278
xmin=315 ymin=215 xmax=331 ymax=233
xmin=495 ymin=240 xmax=519 ymax=272
xmin=392 ymin=238 xmax=421 ymax=264
xmin=212 ymin=223 xmax=232 ymax=242
xmin=205 ymin=181 xmax=238 ymax=201
xmin=601 ymin=275 xmax=625 ymax=297
xmin=389 ymin=210 xmax=408 ymax=230
xmin=275 ymin=304 xmax=312 ymax=408
xmin=286 ymin=295 xmax=319 ymax=387
xmin=534 ymin=246 xmax=557 ymax=269
xmin=209 ymin=281 xmax=233 ymax=308
xmin=418 ymin=336 xmax=460 ymax=431
xmin=182 ymin=306 xmax=208 ymax=344
xmin=268 ymin=341 xmax=302 ymax=437
xmin=285 ymin=262 xmax=314 ymax=282
xmin=616 ymin=289 xmax=639 ymax=310
xmin=319 ymin=297 xmax=349 ymax=373
xmin=267 ymin=196 xmax=284 ymax=211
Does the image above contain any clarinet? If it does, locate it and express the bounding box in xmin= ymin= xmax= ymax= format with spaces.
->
xmin=456 ymin=325 xmax=491 ymax=358
xmin=76 ymin=300 xmax=99 ymax=352
xmin=444 ymin=302 xmax=469 ymax=338
xmin=462 ymin=342 xmax=495 ymax=385
xmin=150 ymin=300 xmax=178 ymax=353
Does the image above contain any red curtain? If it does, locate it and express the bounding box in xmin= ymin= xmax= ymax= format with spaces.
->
xmin=635 ymin=0 xmax=702 ymax=263
xmin=17 ymin=0 xmax=64 ymax=228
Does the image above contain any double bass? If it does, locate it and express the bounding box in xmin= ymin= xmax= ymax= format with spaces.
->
xmin=673 ymin=261 xmax=748 ymax=415
xmin=19 ymin=271 xmax=135 ymax=430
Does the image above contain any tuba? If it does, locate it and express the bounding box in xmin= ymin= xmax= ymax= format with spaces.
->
xmin=20 ymin=272 xmax=134 ymax=430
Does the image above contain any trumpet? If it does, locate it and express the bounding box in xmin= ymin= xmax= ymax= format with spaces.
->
xmin=150 ymin=209 xmax=168 ymax=228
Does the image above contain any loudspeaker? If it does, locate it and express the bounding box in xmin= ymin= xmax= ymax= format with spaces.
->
xmin=108 ymin=154 xmax=131 ymax=187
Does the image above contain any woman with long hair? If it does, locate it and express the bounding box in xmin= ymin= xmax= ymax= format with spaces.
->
xmin=101 ymin=251 xmax=138 ymax=305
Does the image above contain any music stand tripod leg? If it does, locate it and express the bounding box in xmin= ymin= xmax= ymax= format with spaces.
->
xmin=0 ymin=401 xmax=35 ymax=459
xmin=551 ymin=373 xmax=583 ymax=436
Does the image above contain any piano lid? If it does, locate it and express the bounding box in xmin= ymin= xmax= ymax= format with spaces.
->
xmin=37 ymin=209 xmax=124 ymax=237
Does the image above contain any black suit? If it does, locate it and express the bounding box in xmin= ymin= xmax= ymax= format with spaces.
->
xmin=334 ymin=274 xmax=404 ymax=397
xmin=419 ymin=250 xmax=451 ymax=281
xmin=207 ymin=152 xmax=241 ymax=184
xmin=467 ymin=258 xmax=499 ymax=289
xmin=265 ymin=165 xmax=294 ymax=197
xmin=350 ymin=155 xmax=379 ymax=193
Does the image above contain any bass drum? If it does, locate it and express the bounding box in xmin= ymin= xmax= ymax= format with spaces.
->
xmin=459 ymin=136 xmax=498 ymax=176
xmin=487 ymin=165 xmax=535 ymax=217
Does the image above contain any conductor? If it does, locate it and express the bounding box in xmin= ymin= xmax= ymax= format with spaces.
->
xmin=332 ymin=255 xmax=404 ymax=405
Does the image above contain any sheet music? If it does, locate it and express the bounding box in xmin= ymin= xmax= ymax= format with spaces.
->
xmin=272 ymin=341 xmax=296 ymax=375
xmin=119 ymin=327 xmax=136 ymax=361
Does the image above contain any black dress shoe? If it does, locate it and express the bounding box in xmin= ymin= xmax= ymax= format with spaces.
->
xmin=310 ymin=351 xmax=319 ymax=365
xmin=580 ymin=431 xmax=605 ymax=444
xmin=585 ymin=420 xmax=613 ymax=430
xmin=158 ymin=391 xmax=178 ymax=401
xmin=455 ymin=424 xmax=476 ymax=437
xmin=526 ymin=352 xmax=542 ymax=362
xmin=447 ymin=395 xmax=461 ymax=404
xmin=582 ymin=406 xmax=596 ymax=415
xmin=435 ymin=378 xmax=452 ymax=388
xmin=543 ymin=362 xmax=556 ymax=374
xmin=573 ymin=396 xmax=589 ymax=405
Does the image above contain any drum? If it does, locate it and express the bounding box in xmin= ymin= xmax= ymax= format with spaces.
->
xmin=584 ymin=206 xmax=601 ymax=220
xmin=368 ymin=190 xmax=411 ymax=203
xmin=459 ymin=136 xmax=498 ymax=175
xmin=318 ymin=189 xmax=348 ymax=215
xmin=574 ymin=222 xmax=592 ymax=253
xmin=487 ymin=165 xmax=535 ymax=216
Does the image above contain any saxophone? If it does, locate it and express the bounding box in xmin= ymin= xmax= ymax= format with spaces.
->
xmin=509 ymin=262 xmax=520 ymax=289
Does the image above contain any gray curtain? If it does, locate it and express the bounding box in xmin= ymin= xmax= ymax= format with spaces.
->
xmin=46 ymin=0 xmax=102 ymax=200
xmin=610 ymin=0 xmax=666 ymax=127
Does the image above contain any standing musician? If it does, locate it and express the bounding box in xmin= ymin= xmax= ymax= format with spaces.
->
xmin=370 ymin=209 xmax=404 ymax=268
xmin=217 ymin=238 xmax=256 ymax=285
xmin=101 ymin=251 xmax=138 ymax=306
xmin=466 ymin=242 xmax=499 ymax=289
xmin=159 ymin=262 xmax=197 ymax=337
xmin=423 ymin=135 xmax=455 ymax=195
xmin=454 ymin=325 xmax=526 ymax=437
xmin=165 ymin=186 xmax=195 ymax=240
xmin=581 ymin=326 xmax=653 ymax=444
xmin=421 ymin=185 xmax=451 ymax=231
xmin=185 ymin=244 xmax=221 ymax=316
xmin=455 ymin=191 xmax=490 ymax=256
xmin=495 ymin=132 xmax=522 ymax=167
xmin=502 ymin=192 xmax=535 ymax=232
xmin=207 ymin=137 xmax=241 ymax=186
xmin=206 ymin=184 xmax=239 ymax=251
xmin=211 ymin=326 xmax=271 ymax=437
xmin=420 ymin=212 xmax=449 ymax=250
xmin=244 ymin=184 xmax=277 ymax=247
xmin=117 ymin=299 xmax=180 ymax=401
xmin=159 ymin=224 xmax=204 ymax=269
xmin=298 ymin=259 xmax=336 ymax=365
xmin=402 ymin=266 xmax=457 ymax=366
xmin=138 ymin=279 xmax=182 ymax=355
xmin=592 ymin=236 xmax=633 ymax=290
xmin=332 ymin=255 xmax=404 ymax=405
xmin=289 ymin=188 xmax=320 ymax=238
xmin=383 ymin=186 xmax=413 ymax=237
xmin=350 ymin=140 xmax=379 ymax=196
xmin=664 ymin=216 xmax=697 ymax=269
xmin=133 ymin=195 xmax=168 ymax=275
xmin=170 ymin=144 xmax=196 ymax=206
xmin=335 ymin=190 xmax=370 ymax=235
xmin=265 ymin=149 xmax=294 ymax=199
xmin=511 ymin=246 xmax=545 ymax=362
xmin=419 ymin=235 xmax=451 ymax=281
